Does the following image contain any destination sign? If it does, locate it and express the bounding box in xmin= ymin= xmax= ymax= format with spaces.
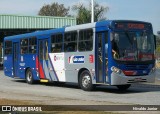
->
xmin=128 ymin=23 xmax=144 ymax=29
xmin=115 ymin=22 xmax=151 ymax=30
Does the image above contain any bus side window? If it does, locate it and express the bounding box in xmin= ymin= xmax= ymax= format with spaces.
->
xmin=51 ymin=34 xmax=63 ymax=53
xmin=20 ymin=38 xmax=28 ymax=54
xmin=4 ymin=41 xmax=12 ymax=55
xmin=79 ymin=29 xmax=93 ymax=51
xmin=29 ymin=37 xmax=37 ymax=54
xmin=64 ymin=31 xmax=77 ymax=52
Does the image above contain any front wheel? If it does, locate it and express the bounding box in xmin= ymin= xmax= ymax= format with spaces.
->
xmin=117 ymin=84 xmax=131 ymax=91
xmin=26 ymin=68 xmax=34 ymax=84
xmin=79 ymin=70 xmax=94 ymax=91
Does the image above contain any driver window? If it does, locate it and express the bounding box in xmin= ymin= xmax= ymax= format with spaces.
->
xmin=112 ymin=33 xmax=119 ymax=59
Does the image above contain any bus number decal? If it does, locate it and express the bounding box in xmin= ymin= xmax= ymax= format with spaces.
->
xmin=21 ymin=56 xmax=24 ymax=62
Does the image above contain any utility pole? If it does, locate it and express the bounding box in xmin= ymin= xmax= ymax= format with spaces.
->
xmin=91 ymin=0 xmax=94 ymax=23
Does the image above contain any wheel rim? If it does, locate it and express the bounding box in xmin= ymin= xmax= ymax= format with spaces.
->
xmin=82 ymin=74 xmax=91 ymax=88
xmin=27 ymin=71 xmax=32 ymax=82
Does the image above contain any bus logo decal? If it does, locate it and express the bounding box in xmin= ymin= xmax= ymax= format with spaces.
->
xmin=69 ymin=56 xmax=85 ymax=64
xmin=54 ymin=55 xmax=64 ymax=61
xmin=54 ymin=56 xmax=56 ymax=61
xmin=20 ymin=63 xmax=25 ymax=66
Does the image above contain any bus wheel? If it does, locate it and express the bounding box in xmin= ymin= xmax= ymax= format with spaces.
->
xmin=79 ymin=70 xmax=94 ymax=91
xmin=26 ymin=68 xmax=34 ymax=84
xmin=117 ymin=84 xmax=131 ymax=91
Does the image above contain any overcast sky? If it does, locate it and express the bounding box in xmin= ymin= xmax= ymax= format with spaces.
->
xmin=0 ymin=0 xmax=159 ymax=34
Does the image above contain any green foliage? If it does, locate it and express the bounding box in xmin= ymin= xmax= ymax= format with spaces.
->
xmin=72 ymin=1 xmax=109 ymax=24
xmin=38 ymin=1 xmax=109 ymax=24
xmin=38 ymin=2 xmax=70 ymax=16
xmin=72 ymin=4 xmax=90 ymax=24
xmin=156 ymin=46 xmax=160 ymax=52
xmin=156 ymin=35 xmax=160 ymax=52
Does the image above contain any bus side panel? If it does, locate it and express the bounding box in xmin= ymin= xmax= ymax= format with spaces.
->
xmin=18 ymin=54 xmax=39 ymax=80
xmin=64 ymin=52 xmax=78 ymax=83
xmin=4 ymin=55 xmax=13 ymax=77
xmin=48 ymin=53 xmax=65 ymax=82
xmin=64 ymin=52 xmax=95 ymax=83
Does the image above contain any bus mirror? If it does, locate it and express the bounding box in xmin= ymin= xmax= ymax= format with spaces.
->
xmin=154 ymin=35 xmax=156 ymax=49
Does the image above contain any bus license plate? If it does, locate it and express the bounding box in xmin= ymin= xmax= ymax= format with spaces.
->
xmin=134 ymin=78 xmax=142 ymax=82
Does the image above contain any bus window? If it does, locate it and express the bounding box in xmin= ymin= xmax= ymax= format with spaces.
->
xmin=64 ymin=31 xmax=77 ymax=52
xmin=79 ymin=29 xmax=93 ymax=51
xmin=39 ymin=41 xmax=43 ymax=60
xmin=20 ymin=39 xmax=28 ymax=54
xmin=29 ymin=37 xmax=37 ymax=54
xmin=51 ymin=34 xmax=63 ymax=53
xmin=4 ymin=41 xmax=12 ymax=55
xmin=45 ymin=41 xmax=48 ymax=60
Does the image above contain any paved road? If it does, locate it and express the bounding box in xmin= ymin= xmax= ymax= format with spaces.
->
xmin=0 ymin=70 xmax=160 ymax=105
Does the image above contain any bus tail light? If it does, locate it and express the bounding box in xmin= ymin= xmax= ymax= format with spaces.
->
xmin=89 ymin=55 xmax=94 ymax=63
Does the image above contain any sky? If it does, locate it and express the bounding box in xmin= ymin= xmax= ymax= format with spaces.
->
xmin=0 ymin=0 xmax=159 ymax=34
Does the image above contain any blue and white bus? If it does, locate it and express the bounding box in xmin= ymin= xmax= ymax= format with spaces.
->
xmin=3 ymin=20 xmax=156 ymax=91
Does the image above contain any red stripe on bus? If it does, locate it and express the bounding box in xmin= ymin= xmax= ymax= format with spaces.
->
xmin=36 ymin=56 xmax=45 ymax=79
xmin=36 ymin=56 xmax=38 ymax=70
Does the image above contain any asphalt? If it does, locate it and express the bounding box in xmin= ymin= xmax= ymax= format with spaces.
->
xmin=0 ymin=70 xmax=160 ymax=105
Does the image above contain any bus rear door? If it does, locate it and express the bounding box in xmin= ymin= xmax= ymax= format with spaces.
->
xmin=38 ymin=38 xmax=50 ymax=80
xmin=13 ymin=42 xmax=19 ymax=77
xmin=96 ymin=32 xmax=108 ymax=84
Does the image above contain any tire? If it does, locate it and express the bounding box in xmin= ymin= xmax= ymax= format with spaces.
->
xmin=26 ymin=68 xmax=34 ymax=84
xmin=117 ymin=84 xmax=131 ymax=91
xmin=79 ymin=70 xmax=94 ymax=91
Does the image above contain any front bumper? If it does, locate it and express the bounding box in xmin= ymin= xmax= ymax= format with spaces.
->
xmin=110 ymin=72 xmax=156 ymax=85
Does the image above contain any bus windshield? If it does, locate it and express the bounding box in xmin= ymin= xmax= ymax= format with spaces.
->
xmin=111 ymin=31 xmax=155 ymax=61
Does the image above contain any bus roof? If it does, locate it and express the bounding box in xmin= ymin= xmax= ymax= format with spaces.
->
xmin=4 ymin=27 xmax=65 ymax=41
xmin=4 ymin=20 xmax=152 ymax=41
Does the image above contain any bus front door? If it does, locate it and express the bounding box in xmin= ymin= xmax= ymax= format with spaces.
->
xmin=38 ymin=39 xmax=49 ymax=80
xmin=13 ymin=43 xmax=19 ymax=77
xmin=96 ymin=32 xmax=108 ymax=83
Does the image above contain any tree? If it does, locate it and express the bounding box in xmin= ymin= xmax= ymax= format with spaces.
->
xmin=72 ymin=1 xmax=109 ymax=24
xmin=93 ymin=2 xmax=109 ymax=22
xmin=156 ymin=35 xmax=160 ymax=53
xmin=72 ymin=4 xmax=90 ymax=24
xmin=38 ymin=2 xmax=70 ymax=16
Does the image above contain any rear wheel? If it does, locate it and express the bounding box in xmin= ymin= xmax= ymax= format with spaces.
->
xmin=26 ymin=68 xmax=34 ymax=84
xmin=117 ymin=84 xmax=131 ymax=91
xmin=79 ymin=70 xmax=94 ymax=91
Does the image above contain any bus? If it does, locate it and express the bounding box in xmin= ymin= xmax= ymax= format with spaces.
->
xmin=0 ymin=43 xmax=3 ymax=67
xmin=3 ymin=20 xmax=156 ymax=91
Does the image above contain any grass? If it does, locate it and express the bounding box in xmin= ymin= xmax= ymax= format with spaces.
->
xmin=0 ymin=98 xmax=36 ymax=105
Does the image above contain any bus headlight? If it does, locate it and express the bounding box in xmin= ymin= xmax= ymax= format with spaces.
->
xmin=111 ymin=66 xmax=122 ymax=74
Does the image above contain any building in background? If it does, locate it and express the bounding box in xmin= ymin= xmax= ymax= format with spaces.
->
xmin=0 ymin=14 xmax=76 ymax=66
